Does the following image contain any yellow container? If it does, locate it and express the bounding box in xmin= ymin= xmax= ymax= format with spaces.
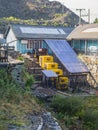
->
xmin=57 ymin=84 xmax=68 ymax=90
xmin=56 ymin=76 xmax=69 ymax=90
xmin=59 ymin=77 xmax=69 ymax=84
xmin=39 ymin=55 xmax=53 ymax=68
xmin=44 ymin=62 xmax=58 ymax=70
xmin=52 ymin=69 xmax=63 ymax=76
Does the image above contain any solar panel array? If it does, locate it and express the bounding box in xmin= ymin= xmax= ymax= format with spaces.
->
xmin=45 ymin=40 xmax=89 ymax=73
xmin=42 ymin=70 xmax=58 ymax=78
xmin=20 ymin=27 xmax=65 ymax=35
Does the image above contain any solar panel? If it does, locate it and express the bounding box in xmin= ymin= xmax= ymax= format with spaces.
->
xmin=20 ymin=27 xmax=66 ymax=35
xmin=42 ymin=70 xmax=58 ymax=78
xmin=44 ymin=40 xmax=89 ymax=73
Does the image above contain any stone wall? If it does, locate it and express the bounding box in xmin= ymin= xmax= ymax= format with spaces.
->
xmin=79 ymin=55 xmax=98 ymax=87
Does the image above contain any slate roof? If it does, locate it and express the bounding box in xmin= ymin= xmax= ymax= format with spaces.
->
xmin=5 ymin=24 xmax=74 ymax=40
xmin=67 ymin=23 xmax=98 ymax=40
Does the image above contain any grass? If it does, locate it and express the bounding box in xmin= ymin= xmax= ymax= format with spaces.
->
xmin=50 ymin=95 xmax=98 ymax=130
xmin=0 ymin=95 xmax=42 ymax=129
xmin=17 ymin=55 xmax=24 ymax=61
xmin=0 ymin=67 xmax=42 ymax=130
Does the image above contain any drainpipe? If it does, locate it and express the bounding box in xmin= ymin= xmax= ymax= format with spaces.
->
xmin=85 ymin=40 xmax=87 ymax=55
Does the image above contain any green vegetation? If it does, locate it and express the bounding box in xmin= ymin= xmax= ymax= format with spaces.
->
xmin=0 ymin=67 xmax=41 ymax=130
xmin=0 ymin=66 xmax=98 ymax=130
xmin=17 ymin=55 xmax=24 ymax=61
xmin=51 ymin=95 xmax=98 ymax=130
xmin=22 ymin=67 xmax=35 ymax=91
xmin=0 ymin=16 xmax=70 ymax=33
xmin=94 ymin=18 xmax=98 ymax=23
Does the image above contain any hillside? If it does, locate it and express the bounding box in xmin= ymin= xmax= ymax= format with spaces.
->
xmin=0 ymin=0 xmax=86 ymax=28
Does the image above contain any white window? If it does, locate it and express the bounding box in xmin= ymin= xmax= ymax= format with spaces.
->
xmin=26 ymin=40 xmax=42 ymax=49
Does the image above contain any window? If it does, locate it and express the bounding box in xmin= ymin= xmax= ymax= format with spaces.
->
xmin=27 ymin=40 xmax=42 ymax=49
xmin=27 ymin=40 xmax=32 ymax=49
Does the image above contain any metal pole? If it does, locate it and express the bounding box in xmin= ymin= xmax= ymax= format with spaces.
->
xmin=88 ymin=9 xmax=90 ymax=23
xmin=76 ymin=9 xmax=85 ymax=25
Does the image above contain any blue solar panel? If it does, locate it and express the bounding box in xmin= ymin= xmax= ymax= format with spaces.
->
xmin=44 ymin=40 xmax=89 ymax=73
xmin=42 ymin=70 xmax=58 ymax=78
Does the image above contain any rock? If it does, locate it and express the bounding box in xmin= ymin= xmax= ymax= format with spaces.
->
xmin=41 ymin=112 xmax=62 ymax=130
xmin=33 ymin=87 xmax=55 ymax=101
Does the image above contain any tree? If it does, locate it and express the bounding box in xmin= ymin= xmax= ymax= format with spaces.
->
xmin=94 ymin=18 xmax=98 ymax=23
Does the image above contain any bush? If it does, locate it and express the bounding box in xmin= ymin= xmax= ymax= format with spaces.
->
xmin=22 ymin=68 xmax=35 ymax=91
xmin=17 ymin=56 xmax=24 ymax=61
xmin=0 ymin=68 xmax=23 ymax=103
xmin=83 ymin=109 xmax=98 ymax=130
xmin=51 ymin=95 xmax=84 ymax=116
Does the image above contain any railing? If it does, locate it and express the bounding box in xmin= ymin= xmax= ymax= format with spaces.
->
xmin=0 ymin=46 xmax=15 ymax=51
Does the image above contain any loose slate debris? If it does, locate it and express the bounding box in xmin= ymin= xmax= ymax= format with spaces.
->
xmin=33 ymin=87 xmax=56 ymax=101
xmin=41 ymin=112 xmax=62 ymax=130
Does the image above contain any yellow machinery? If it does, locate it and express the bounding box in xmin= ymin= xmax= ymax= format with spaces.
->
xmin=52 ymin=69 xmax=63 ymax=76
xmin=39 ymin=54 xmax=69 ymax=90
xmin=59 ymin=76 xmax=69 ymax=84
xmin=44 ymin=62 xmax=58 ymax=70
xmin=39 ymin=55 xmax=53 ymax=68
xmin=57 ymin=76 xmax=69 ymax=89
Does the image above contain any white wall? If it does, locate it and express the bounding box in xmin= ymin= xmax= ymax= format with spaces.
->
xmin=6 ymin=28 xmax=17 ymax=50
xmin=0 ymin=34 xmax=3 ymax=38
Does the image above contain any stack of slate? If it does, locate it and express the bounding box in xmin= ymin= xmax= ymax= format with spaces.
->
xmin=79 ymin=55 xmax=98 ymax=87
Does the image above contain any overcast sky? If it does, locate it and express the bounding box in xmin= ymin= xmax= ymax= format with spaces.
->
xmin=49 ymin=0 xmax=98 ymax=23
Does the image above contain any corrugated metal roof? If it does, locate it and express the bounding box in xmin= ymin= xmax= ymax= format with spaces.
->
xmin=45 ymin=39 xmax=89 ymax=73
xmin=67 ymin=23 xmax=98 ymax=40
xmin=5 ymin=24 xmax=74 ymax=39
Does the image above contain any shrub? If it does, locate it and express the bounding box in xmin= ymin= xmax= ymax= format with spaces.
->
xmin=0 ymin=68 xmax=23 ymax=103
xmin=51 ymin=95 xmax=84 ymax=116
xmin=17 ymin=56 xmax=24 ymax=61
xmin=83 ymin=109 xmax=98 ymax=130
xmin=22 ymin=68 xmax=35 ymax=91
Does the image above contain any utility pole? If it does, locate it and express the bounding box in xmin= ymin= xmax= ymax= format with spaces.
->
xmin=76 ymin=9 xmax=85 ymax=25
xmin=76 ymin=9 xmax=91 ymax=24
xmin=88 ymin=9 xmax=90 ymax=23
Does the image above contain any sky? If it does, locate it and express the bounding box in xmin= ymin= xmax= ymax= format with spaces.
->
xmin=49 ymin=0 xmax=98 ymax=23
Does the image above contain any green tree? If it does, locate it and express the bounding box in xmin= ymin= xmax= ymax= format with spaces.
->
xmin=94 ymin=18 xmax=98 ymax=23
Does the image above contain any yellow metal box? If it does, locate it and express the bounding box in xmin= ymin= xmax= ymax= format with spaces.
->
xmin=44 ymin=62 xmax=58 ymax=70
xmin=57 ymin=84 xmax=68 ymax=90
xmin=39 ymin=55 xmax=53 ymax=68
xmin=59 ymin=77 xmax=69 ymax=84
xmin=52 ymin=69 xmax=63 ymax=76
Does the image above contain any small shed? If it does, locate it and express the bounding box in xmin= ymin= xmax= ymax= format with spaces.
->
xmin=42 ymin=70 xmax=58 ymax=88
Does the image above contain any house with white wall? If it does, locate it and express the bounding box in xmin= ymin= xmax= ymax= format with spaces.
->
xmin=5 ymin=24 xmax=74 ymax=54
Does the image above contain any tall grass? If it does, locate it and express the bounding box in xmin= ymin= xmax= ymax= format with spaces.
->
xmin=0 ymin=68 xmax=23 ymax=102
xmin=0 ymin=67 xmax=41 ymax=130
xmin=51 ymin=95 xmax=98 ymax=130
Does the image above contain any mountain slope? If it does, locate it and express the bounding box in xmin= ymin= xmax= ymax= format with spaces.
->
xmin=0 ymin=0 xmax=85 ymax=27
